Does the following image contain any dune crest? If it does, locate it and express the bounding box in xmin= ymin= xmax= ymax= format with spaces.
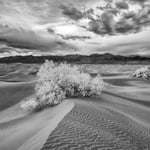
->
xmin=41 ymin=74 xmax=150 ymax=150
xmin=0 ymin=100 xmax=74 ymax=150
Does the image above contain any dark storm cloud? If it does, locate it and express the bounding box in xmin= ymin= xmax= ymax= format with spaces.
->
xmin=104 ymin=0 xmax=113 ymax=3
xmin=85 ymin=8 xmax=95 ymax=20
xmin=58 ymin=34 xmax=91 ymax=40
xmin=115 ymin=19 xmax=140 ymax=34
xmin=129 ymin=0 xmax=147 ymax=3
xmin=59 ymin=4 xmax=97 ymax=22
xmin=86 ymin=11 xmax=116 ymax=36
xmin=122 ymin=11 xmax=136 ymax=19
xmin=108 ymin=8 xmax=118 ymax=16
xmin=0 ymin=27 xmax=78 ymax=53
xmin=115 ymin=2 xmax=129 ymax=9
xmin=91 ymin=8 xmax=150 ymax=35
xmin=116 ymin=6 xmax=150 ymax=34
xmin=60 ymin=2 xmax=150 ymax=36
xmin=59 ymin=4 xmax=84 ymax=20
xmin=59 ymin=4 xmax=117 ymax=35
xmin=101 ymin=12 xmax=115 ymax=33
xmin=0 ymin=37 xmax=78 ymax=56
xmin=96 ymin=4 xmax=118 ymax=16
xmin=136 ymin=6 xmax=150 ymax=27
xmin=88 ymin=19 xmax=109 ymax=36
xmin=47 ymin=28 xmax=56 ymax=35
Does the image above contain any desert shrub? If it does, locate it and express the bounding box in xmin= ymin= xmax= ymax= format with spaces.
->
xmin=23 ymin=60 xmax=105 ymax=110
xmin=20 ymin=95 xmax=38 ymax=110
xmin=132 ymin=66 xmax=150 ymax=80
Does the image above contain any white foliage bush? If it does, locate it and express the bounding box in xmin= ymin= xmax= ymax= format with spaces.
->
xmin=34 ymin=60 xmax=105 ymax=109
xmin=133 ymin=66 xmax=150 ymax=80
xmin=20 ymin=96 xmax=38 ymax=110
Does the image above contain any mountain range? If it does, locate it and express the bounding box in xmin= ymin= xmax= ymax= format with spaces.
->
xmin=0 ymin=53 xmax=150 ymax=64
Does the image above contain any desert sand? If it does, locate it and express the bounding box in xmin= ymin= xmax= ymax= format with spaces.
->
xmin=0 ymin=97 xmax=73 ymax=150
xmin=41 ymin=74 xmax=150 ymax=150
xmin=0 ymin=64 xmax=150 ymax=150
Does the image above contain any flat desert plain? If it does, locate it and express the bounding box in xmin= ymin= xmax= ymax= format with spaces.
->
xmin=0 ymin=64 xmax=150 ymax=150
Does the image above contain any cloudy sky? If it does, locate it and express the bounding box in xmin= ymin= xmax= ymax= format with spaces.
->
xmin=0 ymin=0 xmax=150 ymax=57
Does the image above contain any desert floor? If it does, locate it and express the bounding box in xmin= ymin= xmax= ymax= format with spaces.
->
xmin=0 ymin=64 xmax=150 ymax=150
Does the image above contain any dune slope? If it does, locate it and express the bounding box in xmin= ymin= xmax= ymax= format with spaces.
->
xmin=0 ymin=100 xmax=74 ymax=150
xmin=0 ymin=64 xmax=150 ymax=150
xmin=0 ymin=82 xmax=35 ymax=111
xmin=41 ymin=75 xmax=150 ymax=150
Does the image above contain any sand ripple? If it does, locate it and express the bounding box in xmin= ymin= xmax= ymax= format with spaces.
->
xmin=41 ymin=99 xmax=150 ymax=150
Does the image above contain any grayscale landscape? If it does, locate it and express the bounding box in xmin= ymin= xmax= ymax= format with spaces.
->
xmin=0 ymin=0 xmax=150 ymax=150
xmin=0 ymin=64 xmax=150 ymax=150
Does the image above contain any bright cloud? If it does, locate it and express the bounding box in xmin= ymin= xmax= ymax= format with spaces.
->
xmin=0 ymin=0 xmax=150 ymax=57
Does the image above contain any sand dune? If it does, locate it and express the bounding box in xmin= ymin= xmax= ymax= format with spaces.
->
xmin=41 ymin=75 xmax=150 ymax=150
xmin=0 ymin=81 xmax=35 ymax=111
xmin=0 ymin=63 xmax=38 ymax=82
xmin=0 ymin=65 xmax=150 ymax=150
xmin=0 ymin=100 xmax=74 ymax=150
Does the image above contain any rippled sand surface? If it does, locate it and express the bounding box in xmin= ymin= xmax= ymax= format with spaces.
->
xmin=0 ymin=64 xmax=150 ymax=150
xmin=42 ymin=75 xmax=150 ymax=150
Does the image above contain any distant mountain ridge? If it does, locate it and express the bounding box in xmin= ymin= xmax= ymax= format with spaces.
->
xmin=0 ymin=53 xmax=150 ymax=64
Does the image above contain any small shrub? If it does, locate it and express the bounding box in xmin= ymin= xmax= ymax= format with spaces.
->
xmin=132 ymin=66 xmax=150 ymax=80
xmin=20 ymin=96 xmax=38 ymax=110
xmin=23 ymin=60 xmax=105 ymax=110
